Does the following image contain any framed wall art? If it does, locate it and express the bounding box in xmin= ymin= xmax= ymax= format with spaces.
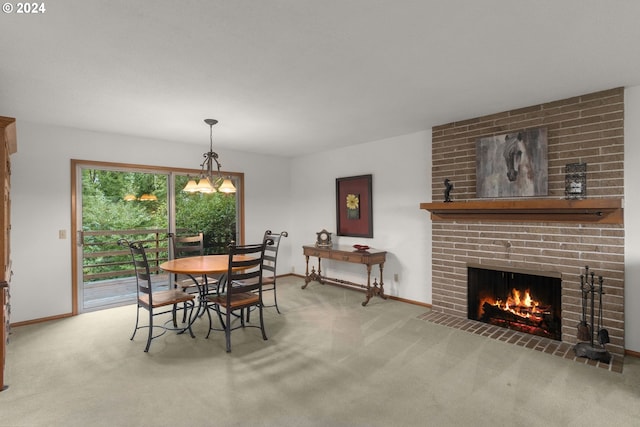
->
xmin=336 ymin=174 xmax=373 ymax=238
xmin=476 ymin=127 xmax=548 ymax=198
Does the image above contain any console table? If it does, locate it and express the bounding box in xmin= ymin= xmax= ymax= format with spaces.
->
xmin=302 ymin=245 xmax=387 ymax=306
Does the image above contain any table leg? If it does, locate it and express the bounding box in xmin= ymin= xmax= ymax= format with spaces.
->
xmin=361 ymin=262 xmax=386 ymax=306
xmin=302 ymin=255 xmax=311 ymax=289
xmin=362 ymin=264 xmax=373 ymax=306
xmin=378 ymin=262 xmax=387 ymax=300
xmin=302 ymin=256 xmax=323 ymax=289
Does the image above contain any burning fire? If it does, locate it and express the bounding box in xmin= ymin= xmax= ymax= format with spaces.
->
xmin=480 ymin=288 xmax=546 ymax=320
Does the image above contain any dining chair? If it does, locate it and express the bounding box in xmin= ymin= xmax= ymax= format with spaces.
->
xmin=169 ymin=232 xmax=205 ymax=289
xmin=261 ymin=230 xmax=288 ymax=312
xmin=205 ymin=240 xmax=270 ymax=352
xmin=169 ymin=232 xmax=219 ymax=319
xmin=119 ymin=239 xmax=196 ymax=352
xmin=248 ymin=230 xmax=288 ymax=321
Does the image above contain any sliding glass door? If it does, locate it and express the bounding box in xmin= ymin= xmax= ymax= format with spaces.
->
xmin=72 ymin=160 xmax=242 ymax=313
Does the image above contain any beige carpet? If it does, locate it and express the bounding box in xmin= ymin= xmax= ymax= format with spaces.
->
xmin=2 ymin=276 xmax=640 ymax=426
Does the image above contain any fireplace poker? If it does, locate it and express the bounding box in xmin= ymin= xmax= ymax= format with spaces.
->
xmin=589 ymin=272 xmax=595 ymax=347
xmin=597 ymin=276 xmax=610 ymax=346
xmin=577 ymin=272 xmax=591 ymax=341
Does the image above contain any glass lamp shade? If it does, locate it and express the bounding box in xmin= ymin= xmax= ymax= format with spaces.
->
xmin=182 ymin=178 xmax=199 ymax=193
xmin=195 ymin=177 xmax=216 ymax=193
xmin=218 ymin=178 xmax=237 ymax=194
xmin=139 ymin=194 xmax=158 ymax=201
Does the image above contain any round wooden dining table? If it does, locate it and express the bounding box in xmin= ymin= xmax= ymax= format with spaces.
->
xmin=159 ymin=254 xmax=255 ymax=297
xmin=160 ymin=254 xmax=257 ymax=320
xmin=159 ymin=255 xmax=231 ymax=276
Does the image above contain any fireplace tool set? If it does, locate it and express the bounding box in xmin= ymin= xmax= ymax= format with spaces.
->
xmin=574 ymin=266 xmax=611 ymax=363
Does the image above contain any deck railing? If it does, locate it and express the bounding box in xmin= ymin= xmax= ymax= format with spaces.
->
xmin=81 ymin=228 xmax=172 ymax=282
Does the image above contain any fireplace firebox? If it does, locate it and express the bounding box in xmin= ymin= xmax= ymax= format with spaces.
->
xmin=467 ymin=266 xmax=562 ymax=341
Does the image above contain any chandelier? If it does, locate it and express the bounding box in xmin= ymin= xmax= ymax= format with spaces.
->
xmin=183 ymin=119 xmax=236 ymax=194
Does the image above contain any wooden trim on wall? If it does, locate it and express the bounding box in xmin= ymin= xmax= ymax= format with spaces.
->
xmin=288 ymin=273 xmax=432 ymax=308
xmin=625 ymin=349 xmax=640 ymax=359
xmin=11 ymin=312 xmax=74 ymax=328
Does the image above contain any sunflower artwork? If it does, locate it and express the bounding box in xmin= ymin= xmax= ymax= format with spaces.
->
xmin=336 ymin=174 xmax=372 ymax=238
xmin=346 ymin=193 xmax=360 ymax=219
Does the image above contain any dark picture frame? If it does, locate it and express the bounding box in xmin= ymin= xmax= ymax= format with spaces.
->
xmin=336 ymin=174 xmax=373 ymax=238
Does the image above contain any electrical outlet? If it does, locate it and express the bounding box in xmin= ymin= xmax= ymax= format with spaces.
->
xmin=58 ymin=229 xmax=67 ymax=239
xmin=394 ymin=273 xmax=399 ymax=282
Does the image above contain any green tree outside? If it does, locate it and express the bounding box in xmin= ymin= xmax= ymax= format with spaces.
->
xmin=82 ymin=169 xmax=236 ymax=280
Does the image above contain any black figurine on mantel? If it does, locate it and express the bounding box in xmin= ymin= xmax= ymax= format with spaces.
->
xmin=444 ymin=179 xmax=453 ymax=202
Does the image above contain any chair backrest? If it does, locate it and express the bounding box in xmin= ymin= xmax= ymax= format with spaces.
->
xmin=169 ymin=232 xmax=204 ymax=259
xmin=226 ymin=241 xmax=269 ymax=297
xmin=262 ymin=230 xmax=288 ymax=279
xmin=119 ymin=239 xmax=153 ymax=302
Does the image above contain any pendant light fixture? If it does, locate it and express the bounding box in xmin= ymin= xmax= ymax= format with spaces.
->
xmin=183 ymin=119 xmax=236 ymax=194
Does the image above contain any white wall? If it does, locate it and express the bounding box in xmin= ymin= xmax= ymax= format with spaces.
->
xmin=625 ymin=86 xmax=640 ymax=353
xmin=10 ymin=121 xmax=291 ymax=322
xmin=289 ymin=131 xmax=432 ymax=303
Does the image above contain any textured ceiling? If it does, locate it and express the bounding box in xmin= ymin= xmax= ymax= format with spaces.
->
xmin=2 ymin=1 xmax=640 ymax=157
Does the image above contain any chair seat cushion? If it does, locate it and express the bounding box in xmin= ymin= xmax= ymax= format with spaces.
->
xmin=140 ymin=289 xmax=195 ymax=308
xmin=207 ymin=292 xmax=259 ymax=309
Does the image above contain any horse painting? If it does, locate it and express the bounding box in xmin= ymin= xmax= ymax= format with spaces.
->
xmin=476 ymin=128 xmax=548 ymax=198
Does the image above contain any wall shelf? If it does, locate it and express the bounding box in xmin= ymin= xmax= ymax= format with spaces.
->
xmin=419 ymin=198 xmax=624 ymax=224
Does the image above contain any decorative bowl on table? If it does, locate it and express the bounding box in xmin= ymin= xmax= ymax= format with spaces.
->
xmin=353 ymin=244 xmax=370 ymax=251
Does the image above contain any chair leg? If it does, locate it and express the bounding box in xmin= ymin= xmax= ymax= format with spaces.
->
xmin=131 ymin=305 xmax=140 ymax=341
xmin=225 ymin=309 xmax=232 ymax=352
xmin=259 ymin=304 xmax=268 ymax=341
xmin=171 ymin=304 xmax=178 ymax=328
xmin=273 ymin=283 xmax=280 ymax=314
xmin=144 ymin=309 xmax=153 ymax=352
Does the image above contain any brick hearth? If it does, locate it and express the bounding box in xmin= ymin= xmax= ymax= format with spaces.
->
xmin=418 ymin=310 xmax=623 ymax=373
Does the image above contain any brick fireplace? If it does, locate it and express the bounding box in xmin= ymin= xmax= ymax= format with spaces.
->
xmin=425 ymin=88 xmax=625 ymax=359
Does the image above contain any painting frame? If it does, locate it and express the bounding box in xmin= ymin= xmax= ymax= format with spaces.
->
xmin=476 ymin=127 xmax=548 ymax=198
xmin=336 ymin=174 xmax=373 ymax=238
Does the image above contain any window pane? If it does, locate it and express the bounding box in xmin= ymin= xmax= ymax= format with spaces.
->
xmin=174 ymin=175 xmax=237 ymax=254
xmin=81 ymin=169 xmax=169 ymax=310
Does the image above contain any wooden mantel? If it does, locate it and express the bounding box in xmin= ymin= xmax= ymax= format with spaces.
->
xmin=420 ymin=198 xmax=624 ymax=224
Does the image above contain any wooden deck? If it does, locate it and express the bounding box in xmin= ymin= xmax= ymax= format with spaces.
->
xmin=82 ymin=273 xmax=171 ymax=311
